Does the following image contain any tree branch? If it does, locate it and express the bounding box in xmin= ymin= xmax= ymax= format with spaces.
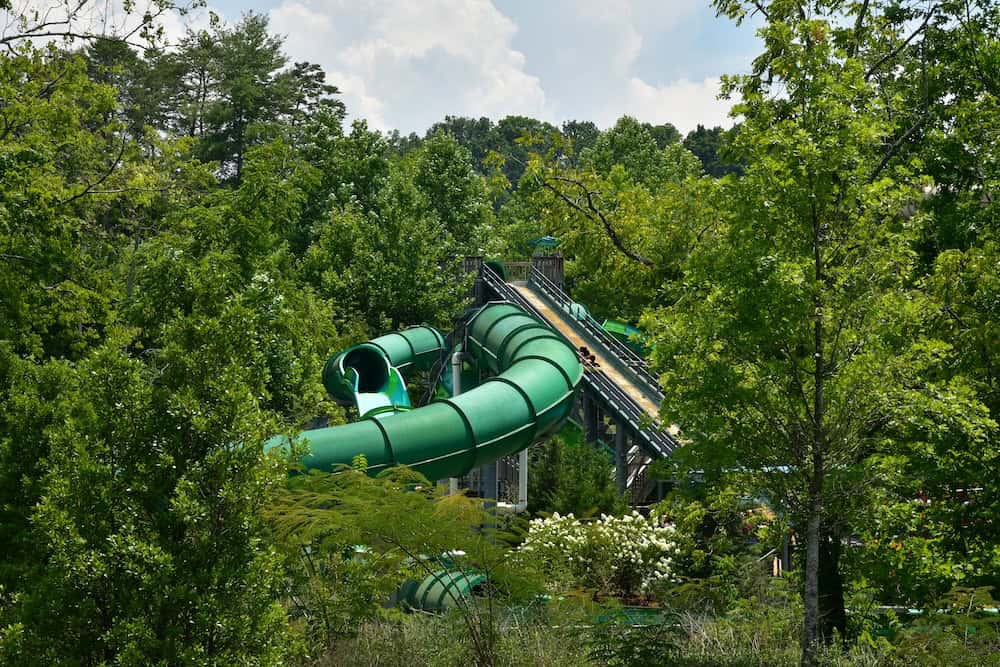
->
xmin=58 ymin=132 xmax=128 ymax=206
xmin=1 ymin=0 xmax=177 ymax=49
xmin=848 ymin=0 xmax=871 ymax=59
xmin=750 ymin=1 xmax=770 ymax=21
xmin=540 ymin=175 xmax=656 ymax=268
xmin=865 ymin=4 xmax=938 ymax=81
xmin=868 ymin=112 xmax=928 ymax=182
xmin=0 ymin=253 xmax=35 ymax=263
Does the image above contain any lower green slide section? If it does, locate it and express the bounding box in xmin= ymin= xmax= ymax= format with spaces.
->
xmin=266 ymin=302 xmax=583 ymax=482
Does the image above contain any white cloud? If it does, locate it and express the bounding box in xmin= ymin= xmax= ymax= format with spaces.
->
xmin=3 ymin=0 xmax=742 ymax=135
xmin=616 ymin=77 xmax=734 ymax=133
xmin=270 ymin=0 xmax=550 ymax=133
xmin=490 ymin=0 xmax=735 ymax=133
xmin=266 ymin=0 xmax=741 ymax=134
xmin=1 ymin=0 xmax=222 ymax=51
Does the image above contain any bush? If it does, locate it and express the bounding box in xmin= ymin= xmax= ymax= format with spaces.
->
xmin=517 ymin=511 xmax=677 ymax=599
xmin=527 ymin=427 xmax=626 ymax=518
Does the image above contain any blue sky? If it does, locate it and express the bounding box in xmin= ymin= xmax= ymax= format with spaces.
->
xmin=200 ymin=0 xmax=762 ymax=135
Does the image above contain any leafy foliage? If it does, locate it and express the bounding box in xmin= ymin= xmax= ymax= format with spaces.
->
xmin=527 ymin=429 xmax=625 ymax=518
xmin=267 ymin=467 xmax=544 ymax=664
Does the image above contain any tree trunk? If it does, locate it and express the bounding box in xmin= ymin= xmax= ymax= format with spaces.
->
xmin=818 ymin=529 xmax=847 ymax=642
xmin=801 ymin=487 xmax=822 ymax=666
xmin=803 ymin=202 xmax=826 ymax=666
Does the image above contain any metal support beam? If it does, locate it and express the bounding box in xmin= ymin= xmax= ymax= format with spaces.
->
xmin=583 ymin=393 xmax=599 ymax=443
xmin=614 ymin=421 xmax=627 ymax=495
xmin=517 ymin=448 xmax=528 ymax=510
xmin=481 ymin=460 xmax=498 ymax=509
xmin=447 ymin=347 xmax=463 ymax=494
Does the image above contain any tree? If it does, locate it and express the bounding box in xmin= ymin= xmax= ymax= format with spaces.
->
xmin=642 ymin=121 xmax=682 ymax=149
xmin=582 ymin=116 xmax=673 ymax=188
xmin=848 ymin=0 xmax=1000 ymax=607
xmin=527 ymin=431 xmax=626 ymax=518
xmin=300 ymin=203 xmax=467 ymax=333
xmin=0 ymin=45 xmax=122 ymax=359
xmin=494 ymin=115 xmax=559 ymax=186
xmin=199 ymin=13 xmax=287 ymax=179
xmin=426 ymin=115 xmax=498 ymax=172
xmin=183 ymin=13 xmax=339 ymax=181
xmin=519 ymin=120 xmax=706 ymax=321
xmin=409 ymin=131 xmax=492 ymax=251
xmin=560 ymin=119 xmax=600 ymax=163
xmin=648 ymin=4 xmax=993 ymax=663
xmin=318 ymin=119 xmax=391 ymax=213
xmin=85 ymin=41 xmax=160 ymax=144
xmin=0 ymin=40 xmax=342 ymax=660
xmin=386 ymin=128 xmax=423 ymax=156
xmin=682 ymin=124 xmax=743 ymax=177
xmin=0 ymin=332 xmax=297 ymax=665
xmin=170 ymin=27 xmax=220 ymax=140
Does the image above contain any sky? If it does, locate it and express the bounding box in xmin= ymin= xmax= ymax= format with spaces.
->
xmin=13 ymin=0 xmax=764 ymax=136
xmin=183 ymin=0 xmax=765 ymax=136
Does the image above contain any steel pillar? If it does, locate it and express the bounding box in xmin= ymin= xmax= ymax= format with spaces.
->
xmin=447 ymin=348 xmax=463 ymax=493
xmin=481 ymin=460 xmax=498 ymax=506
xmin=517 ymin=448 xmax=528 ymax=510
xmin=583 ymin=393 xmax=599 ymax=443
xmin=614 ymin=421 xmax=627 ymax=495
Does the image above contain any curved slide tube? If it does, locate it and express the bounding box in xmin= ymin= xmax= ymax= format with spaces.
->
xmin=267 ymin=302 xmax=583 ymax=481
xmin=322 ymin=326 xmax=445 ymax=418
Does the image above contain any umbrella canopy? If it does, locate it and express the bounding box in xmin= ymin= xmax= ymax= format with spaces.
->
xmin=529 ymin=235 xmax=560 ymax=247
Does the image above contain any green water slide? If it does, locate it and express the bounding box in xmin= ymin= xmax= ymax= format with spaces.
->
xmin=322 ymin=326 xmax=445 ymax=418
xmin=266 ymin=302 xmax=583 ymax=482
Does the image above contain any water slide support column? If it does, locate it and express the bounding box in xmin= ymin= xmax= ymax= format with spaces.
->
xmin=447 ymin=346 xmax=463 ymax=494
xmin=517 ymin=448 xmax=528 ymax=511
xmin=614 ymin=420 xmax=627 ymax=496
xmin=480 ymin=460 xmax=498 ymax=509
xmin=583 ymin=392 xmax=599 ymax=443
xmin=454 ymin=338 xmax=497 ymax=509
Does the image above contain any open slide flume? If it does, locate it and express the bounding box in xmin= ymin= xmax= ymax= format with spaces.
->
xmin=266 ymin=302 xmax=583 ymax=481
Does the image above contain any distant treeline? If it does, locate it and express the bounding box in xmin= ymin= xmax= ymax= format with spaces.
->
xmin=389 ymin=116 xmax=743 ymax=183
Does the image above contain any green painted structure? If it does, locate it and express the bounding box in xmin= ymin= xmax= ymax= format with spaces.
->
xmin=397 ymin=566 xmax=487 ymax=612
xmin=602 ymin=318 xmax=647 ymax=356
xmin=266 ymin=302 xmax=583 ymax=482
xmin=322 ymin=326 xmax=444 ymax=418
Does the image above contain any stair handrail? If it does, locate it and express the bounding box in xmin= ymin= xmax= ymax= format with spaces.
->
xmin=483 ymin=263 xmax=679 ymax=458
xmin=528 ymin=266 xmax=663 ymax=397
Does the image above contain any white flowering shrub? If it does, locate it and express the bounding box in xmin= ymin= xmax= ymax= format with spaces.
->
xmin=518 ymin=511 xmax=676 ymax=598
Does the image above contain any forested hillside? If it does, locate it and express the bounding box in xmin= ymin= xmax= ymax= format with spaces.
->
xmin=1 ymin=1 xmax=998 ymax=666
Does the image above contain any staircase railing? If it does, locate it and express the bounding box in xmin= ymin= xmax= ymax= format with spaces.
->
xmin=482 ymin=264 xmax=678 ymax=459
xmin=528 ymin=266 xmax=663 ymax=398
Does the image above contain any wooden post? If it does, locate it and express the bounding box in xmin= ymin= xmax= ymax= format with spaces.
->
xmin=531 ymin=254 xmax=565 ymax=290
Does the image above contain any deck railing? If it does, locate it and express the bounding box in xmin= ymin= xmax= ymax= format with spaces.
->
xmin=528 ymin=266 xmax=663 ymax=400
xmin=480 ymin=264 xmax=678 ymax=460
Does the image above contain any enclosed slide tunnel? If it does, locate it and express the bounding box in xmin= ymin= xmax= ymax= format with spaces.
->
xmin=266 ymin=302 xmax=584 ymax=482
